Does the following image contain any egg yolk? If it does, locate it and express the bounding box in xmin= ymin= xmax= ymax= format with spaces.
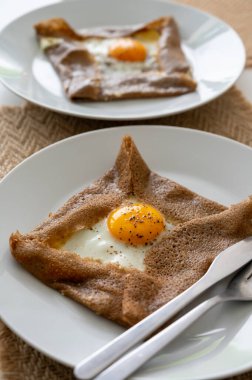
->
xmin=108 ymin=38 xmax=147 ymax=62
xmin=107 ymin=203 xmax=165 ymax=246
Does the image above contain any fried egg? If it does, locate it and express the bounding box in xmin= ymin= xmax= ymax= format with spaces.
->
xmin=40 ymin=29 xmax=159 ymax=75
xmin=62 ymin=202 xmax=173 ymax=270
xmin=82 ymin=31 xmax=159 ymax=74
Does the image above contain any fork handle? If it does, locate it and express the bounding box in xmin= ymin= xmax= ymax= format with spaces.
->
xmin=94 ymin=295 xmax=223 ymax=380
xmin=74 ymin=276 xmax=214 ymax=379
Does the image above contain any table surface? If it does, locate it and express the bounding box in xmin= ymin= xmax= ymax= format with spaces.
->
xmin=0 ymin=0 xmax=252 ymax=107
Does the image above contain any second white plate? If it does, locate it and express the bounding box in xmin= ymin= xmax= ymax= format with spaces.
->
xmin=0 ymin=0 xmax=245 ymax=120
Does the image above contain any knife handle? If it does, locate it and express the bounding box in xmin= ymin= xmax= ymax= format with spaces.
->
xmin=95 ymin=295 xmax=222 ymax=380
xmin=74 ymin=276 xmax=211 ymax=379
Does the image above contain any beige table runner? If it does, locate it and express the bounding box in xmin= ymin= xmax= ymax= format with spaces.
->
xmin=1 ymin=0 xmax=252 ymax=378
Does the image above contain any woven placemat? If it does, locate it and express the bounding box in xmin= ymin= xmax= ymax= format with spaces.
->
xmin=1 ymin=86 xmax=252 ymax=380
xmin=1 ymin=87 xmax=252 ymax=178
xmin=179 ymin=0 xmax=252 ymax=67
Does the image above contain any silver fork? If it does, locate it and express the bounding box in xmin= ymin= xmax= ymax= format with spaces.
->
xmin=93 ymin=260 xmax=252 ymax=380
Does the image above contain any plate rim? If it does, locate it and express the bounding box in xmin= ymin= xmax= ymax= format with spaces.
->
xmin=0 ymin=0 xmax=246 ymax=120
xmin=1 ymin=125 xmax=252 ymax=380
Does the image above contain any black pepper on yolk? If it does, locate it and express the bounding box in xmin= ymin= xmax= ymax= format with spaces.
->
xmin=108 ymin=38 xmax=147 ymax=62
xmin=107 ymin=203 xmax=165 ymax=246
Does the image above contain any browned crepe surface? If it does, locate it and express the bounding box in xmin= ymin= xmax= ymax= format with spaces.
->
xmin=10 ymin=136 xmax=252 ymax=327
xmin=34 ymin=17 xmax=196 ymax=101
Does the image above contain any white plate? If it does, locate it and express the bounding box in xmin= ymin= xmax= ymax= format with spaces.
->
xmin=1 ymin=126 xmax=252 ymax=380
xmin=0 ymin=0 xmax=245 ymax=120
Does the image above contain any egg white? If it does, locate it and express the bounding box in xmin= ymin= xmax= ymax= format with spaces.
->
xmin=40 ymin=37 xmax=63 ymax=50
xmin=62 ymin=217 xmax=173 ymax=271
xmin=82 ymin=37 xmax=158 ymax=75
